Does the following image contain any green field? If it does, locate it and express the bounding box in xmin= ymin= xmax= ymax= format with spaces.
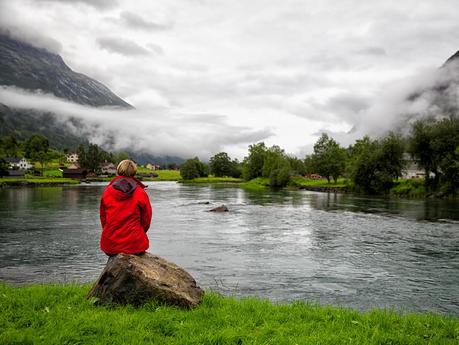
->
xmin=0 ymin=283 xmax=457 ymax=344
xmin=141 ymin=169 xmax=181 ymax=181
xmin=180 ymin=176 xmax=243 ymax=184
xmin=239 ymin=177 xmax=270 ymax=190
xmin=390 ymin=178 xmax=426 ymax=198
xmin=0 ymin=177 xmax=79 ymax=187
xmin=290 ymin=176 xmax=349 ymax=188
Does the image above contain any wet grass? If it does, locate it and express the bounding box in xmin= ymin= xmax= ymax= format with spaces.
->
xmin=239 ymin=177 xmax=270 ymax=190
xmin=0 ymin=177 xmax=79 ymax=187
xmin=390 ymin=178 xmax=426 ymax=198
xmin=0 ymin=283 xmax=457 ymax=344
xmin=142 ymin=169 xmax=181 ymax=181
xmin=290 ymin=177 xmax=349 ymax=188
xmin=180 ymin=177 xmax=244 ymax=184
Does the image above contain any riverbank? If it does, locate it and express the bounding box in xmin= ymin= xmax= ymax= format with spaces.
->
xmin=180 ymin=177 xmax=244 ymax=184
xmin=1 ymin=283 xmax=456 ymax=344
xmin=0 ymin=177 xmax=80 ymax=187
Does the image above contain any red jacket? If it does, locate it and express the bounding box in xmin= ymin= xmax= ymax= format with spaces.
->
xmin=99 ymin=176 xmax=152 ymax=255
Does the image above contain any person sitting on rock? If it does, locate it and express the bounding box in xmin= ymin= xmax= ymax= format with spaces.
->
xmin=99 ymin=159 xmax=152 ymax=256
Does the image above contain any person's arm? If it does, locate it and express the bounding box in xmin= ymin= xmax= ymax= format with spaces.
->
xmin=99 ymin=198 xmax=107 ymax=228
xmin=140 ymin=190 xmax=152 ymax=232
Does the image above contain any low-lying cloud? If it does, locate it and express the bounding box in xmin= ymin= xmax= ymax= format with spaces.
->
xmin=96 ymin=37 xmax=151 ymax=56
xmin=0 ymin=86 xmax=273 ymax=159
xmin=120 ymin=11 xmax=172 ymax=31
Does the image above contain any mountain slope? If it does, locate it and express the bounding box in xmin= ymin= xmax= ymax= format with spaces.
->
xmin=0 ymin=34 xmax=184 ymax=164
xmin=0 ymin=33 xmax=132 ymax=108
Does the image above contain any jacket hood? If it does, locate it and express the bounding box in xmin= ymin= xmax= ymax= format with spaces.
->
xmin=108 ymin=176 xmax=146 ymax=200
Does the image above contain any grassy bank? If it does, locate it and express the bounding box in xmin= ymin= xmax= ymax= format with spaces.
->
xmin=180 ymin=177 xmax=243 ymax=184
xmin=290 ymin=177 xmax=349 ymax=189
xmin=0 ymin=177 xmax=79 ymax=187
xmin=141 ymin=169 xmax=181 ymax=181
xmin=390 ymin=178 xmax=427 ymax=198
xmin=1 ymin=284 xmax=457 ymax=344
xmin=239 ymin=177 xmax=270 ymax=191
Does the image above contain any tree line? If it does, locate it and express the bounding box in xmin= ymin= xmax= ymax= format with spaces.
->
xmin=0 ymin=134 xmax=131 ymax=175
xmin=180 ymin=117 xmax=458 ymax=195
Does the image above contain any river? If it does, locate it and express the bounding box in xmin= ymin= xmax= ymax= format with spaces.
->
xmin=0 ymin=182 xmax=458 ymax=315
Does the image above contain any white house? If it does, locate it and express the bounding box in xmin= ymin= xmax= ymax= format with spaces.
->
xmin=145 ymin=163 xmax=160 ymax=170
xmin=5 ymin=157 xmax=33 ymax=170
xmin=402 ymin=154 xmax=425 ymax=179
xmin=66 ymin=153 xmax=79 ymax=163
xmin=100 ymin=162 xmax=117 ymax=175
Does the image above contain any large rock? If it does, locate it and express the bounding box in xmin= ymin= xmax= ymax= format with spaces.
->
xmin=209 ymin=205 xmax=229 ymax=212
xmin=87 ymin=253 xmax=203 ymax=308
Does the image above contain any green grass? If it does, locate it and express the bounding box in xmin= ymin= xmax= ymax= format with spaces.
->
xmin=142 ymin=170 xmax=181 ymax=181
xmin=42 ymin=169 xmax=63 ymax=178
xmin=239 ymin=177 xmax=270 ymax=191
xmin=0 ymin=177 xmax=79 ymax=187
xmin=391 ymin=178 xmax=426 ymax=198
xmin=290 ymin=176 xmax=349 ymax=188
xmin=0 ymin=283 xmax=457 ymax=345
xmin=181 ymin=177 xmax=244 ymax=184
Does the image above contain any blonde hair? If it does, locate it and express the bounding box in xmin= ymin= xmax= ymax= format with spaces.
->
xmin=117 ymin=160 xmax=137 ymax=177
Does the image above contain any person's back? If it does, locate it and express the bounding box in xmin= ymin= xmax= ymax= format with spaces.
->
xmin=99 ymin=160 xmax=152 ymax=255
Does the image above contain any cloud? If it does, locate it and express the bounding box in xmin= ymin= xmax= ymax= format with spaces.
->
xmin=96 ymin=37 xmax=151 ymax=56
xmin=0 ymin=27 xmax=62 ymax=54
xmin=36 ymin=0 xmax=118 ymax=10
xmin=119 ymin=11 xmax=172 ymax=31
xmin=1 ymin=0 xmax=459 ymax=156
xmin=0 ymin=86 xmax=273 ymax=158
xmin=354 ymin=47 xmax=387 ymax=56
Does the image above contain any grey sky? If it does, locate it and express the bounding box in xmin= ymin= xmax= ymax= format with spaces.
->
xmin=0 ymin=0 xmax=458 ymax=158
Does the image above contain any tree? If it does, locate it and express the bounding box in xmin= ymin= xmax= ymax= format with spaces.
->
xmin=24 ymin=135 xmax=50 ymax=175
xmin=348 ymin=134 xmax=406 ymax=194
xmin=210 ymin=152 xmax=233 ymax=177
xmin=409 ymin=117 xmax=459 ymax=193
xmin=409 ymin=120 xmax=436 ymax=185
xmin=77 ymin=144 xmax=107 ymax=172
xmin=77 ymin=144 xmax=86 ymax=167
xmin=242 ymin=142 xmax=267 ymax=180
xmin=379 ymin=132 xmax=405 ymax=180
xmin=311 ymin=134 xmax=347 ymax=183
xmin=24 ymin=134 xmax=49 ymax=159
xmin=347 ymin=136 xmax=382 ymax=193
xmin=0 ymin=157 xmax=8 ymax=177
xmin=262 ymin=146 xmax=285 ymax=178
xmin=0 ymin=136 xmax=20 ymax=157
xmin=180 ymin=157 xmax=209 ymax=180
xmin=269 ymin=161 xmax=291 ymax=188
xmin=287 ymin=156 xmax=306 ymax=176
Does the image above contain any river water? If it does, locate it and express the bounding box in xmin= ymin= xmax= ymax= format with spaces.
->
xmin=0 ymin=182 xmax=458 ymax=315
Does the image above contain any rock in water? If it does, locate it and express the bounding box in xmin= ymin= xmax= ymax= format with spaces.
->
xmin=209 ymin=205 xmax=229 ymax=212
xmin=87 ymin=253 xmax=203 ymax=308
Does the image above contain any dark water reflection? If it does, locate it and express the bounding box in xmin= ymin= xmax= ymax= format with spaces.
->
xmin=0 ymin=182 xmax=458 ymax=316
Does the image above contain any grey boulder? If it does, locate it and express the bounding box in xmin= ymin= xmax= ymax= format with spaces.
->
xmin=87 ymin=253 xmax=203 ymax=308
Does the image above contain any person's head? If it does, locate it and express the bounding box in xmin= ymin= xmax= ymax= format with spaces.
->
xmin=117 ymin=160 xmax=137 ymax=177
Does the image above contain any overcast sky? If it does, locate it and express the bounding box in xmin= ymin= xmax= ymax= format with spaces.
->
xmin=1 ymin=0 xmax=458 ymax=158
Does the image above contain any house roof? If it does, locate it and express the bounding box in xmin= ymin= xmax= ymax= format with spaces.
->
xmin=7 ymin=170 xmax=24 ymax=176
xmin=100 ymin=162 xmax=116 ymax=168
xmin=5 ymin=157 xmax=24 ymax=163
xmin=62 ymin=168 xmax=87 ymax=174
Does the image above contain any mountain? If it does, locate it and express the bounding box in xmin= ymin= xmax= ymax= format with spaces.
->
xmin=0 ymin=34 xmax=184 ymax=165
xmin=0 ymin=33 xmax=132 ymax=108
xmin=443 ymin=50 xmax=459 ymax=66
xmin=406 ymin=50 xmax=459 ymax=118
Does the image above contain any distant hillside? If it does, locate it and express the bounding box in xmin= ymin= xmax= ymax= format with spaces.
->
xmin=408 ymin=50 xmax=459 ymax=118
xmin=0 ymin=33 xmax=132 ymax=108
xmin=0 ymin=34 xmax=185 ymax=165
xmin=0 ymin=103 xmax=89 ymax=150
